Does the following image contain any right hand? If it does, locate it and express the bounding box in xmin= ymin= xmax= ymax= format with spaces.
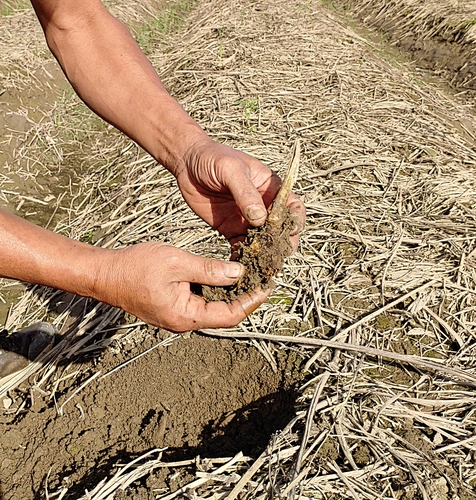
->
xmin=176 ymin=139 xmax=306 ymax=249
xmin=96 ymin=242 xmax=271 ymax=332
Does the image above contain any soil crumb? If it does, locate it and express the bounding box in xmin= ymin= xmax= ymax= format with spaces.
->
xmin=202 ymin=209 xmax=294 ymax=302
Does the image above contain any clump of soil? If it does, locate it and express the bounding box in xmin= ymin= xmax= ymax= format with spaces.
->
xmin=202 ymin=209 xmax=294 ymax=302
xmin=202 ymin=141 xmax=300 ymax=303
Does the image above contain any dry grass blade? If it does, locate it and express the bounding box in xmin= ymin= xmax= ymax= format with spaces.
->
xmin=288 ymin=371 xmax=331 ymax=500
xmin=156 ymin=452 xmax=245 ymax=500
xmin=78 ymin=449 xmax=165 ymax=500
xmin=268 ymin=138 xmax=300 ymax=224
xmin=200 ymin=328 xmax=476 ymax=388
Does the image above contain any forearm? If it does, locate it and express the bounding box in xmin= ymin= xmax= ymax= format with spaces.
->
xmin=0 ymin=208 xmax=111 ymax=301
xmin=30 ymin=0 xmax=208 ymax=175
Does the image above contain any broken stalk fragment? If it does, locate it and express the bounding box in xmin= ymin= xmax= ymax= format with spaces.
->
xmin=267 ymin=139 xmax=300 ymax=225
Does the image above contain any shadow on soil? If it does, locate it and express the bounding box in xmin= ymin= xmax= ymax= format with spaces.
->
xmin=36 ymin=387 xmax=299 ymax=498
xmin=177 ymin=386 xmax=299 ymax=459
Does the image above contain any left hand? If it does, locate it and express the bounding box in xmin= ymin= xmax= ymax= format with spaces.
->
xmin=96 ymin=242 xmax=270 ymax=331
xmin=175 ymin=138 xmax=306 ymax=248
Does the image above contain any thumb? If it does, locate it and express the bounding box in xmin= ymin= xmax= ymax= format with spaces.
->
xmin=178 ymin=252 xmax=245 ymax=286
xmin=225 ymin=169 xmax=267 ymax=227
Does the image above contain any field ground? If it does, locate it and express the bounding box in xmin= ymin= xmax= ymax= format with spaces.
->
xmin=329 ymin=0 xmax=476 ymax=90
xmin=1 ymin=0 xmax=476 ymax=499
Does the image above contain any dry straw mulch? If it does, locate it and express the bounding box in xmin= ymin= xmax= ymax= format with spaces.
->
xmin=339 ymin=0 xmax=476 ymax=43
xmin=332 ymin=0 xmax=476 ymax=89
xmin=2 ymin=0 xmax=476 ymax=498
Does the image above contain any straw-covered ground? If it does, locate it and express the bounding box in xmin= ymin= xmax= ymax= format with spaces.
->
xmin=330 ymin=0 xmax=476 ymax=91
xmin=2 ymin=0 xmax=476 ymax=499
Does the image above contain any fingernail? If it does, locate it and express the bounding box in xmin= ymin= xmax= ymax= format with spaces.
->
xmin=224 ymin=262 xmax=244 ymax=279
xmin=245 ymin=204 xmax=266 ymax=222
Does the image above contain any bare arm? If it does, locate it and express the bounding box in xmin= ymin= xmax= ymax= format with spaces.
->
xmin=30 ymin=0 xmax=207 ymax=175
xmin=0 ymin=207 xmax=267 ymax=331
xmin=0 ymin=207 xmax=104 ymax=298
xmin=0 ymin=0 xmax=304 ymax=331
xmin=30 ymin=0 xmax=306 ymax=232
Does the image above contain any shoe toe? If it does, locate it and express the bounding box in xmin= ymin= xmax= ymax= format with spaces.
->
xmin=0 ymin=350 xmax=28 ymax=378
xmin=27 ymin=323 xmax=56 ymax=360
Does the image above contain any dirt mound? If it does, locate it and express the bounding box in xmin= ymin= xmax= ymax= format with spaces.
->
xmin=1 ymin=330 xmax=299 ymax=498
xmin=332 ymin=0 xmax=476 ymax=91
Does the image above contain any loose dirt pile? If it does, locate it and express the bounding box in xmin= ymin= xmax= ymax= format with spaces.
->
xmin=1 ymin=330 xmax=299 ymax=498
xmin=2 ymin=0 xmax=476 ymax=499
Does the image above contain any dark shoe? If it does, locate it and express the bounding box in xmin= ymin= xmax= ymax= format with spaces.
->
xmin=0 ymin=322 xmax=56 ymax=378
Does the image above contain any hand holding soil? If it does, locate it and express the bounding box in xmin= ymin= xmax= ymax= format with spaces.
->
xmin=96 ymin=243 xmax=272 ymax=332
xmin=100 ymin=140 xmax=304 ymax=329
xmin=200 ymin=140 xmax=303 ymax=302
xmin=109 ymin=141 xmax=305 ymax=332
xmin=88 ymin=137 xmax=305 ymax=330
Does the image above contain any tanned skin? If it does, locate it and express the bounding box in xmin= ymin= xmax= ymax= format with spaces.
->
xmin=0 ymin=0 xmax=305 ymax=332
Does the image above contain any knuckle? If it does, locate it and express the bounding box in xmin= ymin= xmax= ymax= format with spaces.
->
xmin=203 ymin=258 xmax=220 ymax=279
xmin=147 ymin=242 xmax=172 ymax=260
xmin=165 ymin=251 xmax=182 ymax=271
xmin=215 ymin=155 xmax=229 ymax=170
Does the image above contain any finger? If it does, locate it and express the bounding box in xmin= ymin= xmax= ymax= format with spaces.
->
xmin=224 ymin=168 xmax=268 ymax=227
xmin=184 ymin=287 xmax=272 ymax=329
xmin=174 ymin=251 xmax=245 ymax=286
xmin=290 ymin=233 xmax=300 ymax=253
xmin=287 ymin=195 xmax=306 ymax=236
xmin=236 ymin=287 xmax=273 ymax=315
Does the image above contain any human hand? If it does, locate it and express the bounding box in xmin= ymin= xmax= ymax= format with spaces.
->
xmin=96 ymin=243 xmax=271 ymax=332
xmin=175 ymin=138 xmax=306 ymax=248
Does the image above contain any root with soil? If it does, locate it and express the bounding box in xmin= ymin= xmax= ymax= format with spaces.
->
xmin=202 ymin=140 xmax=300 ymax=303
